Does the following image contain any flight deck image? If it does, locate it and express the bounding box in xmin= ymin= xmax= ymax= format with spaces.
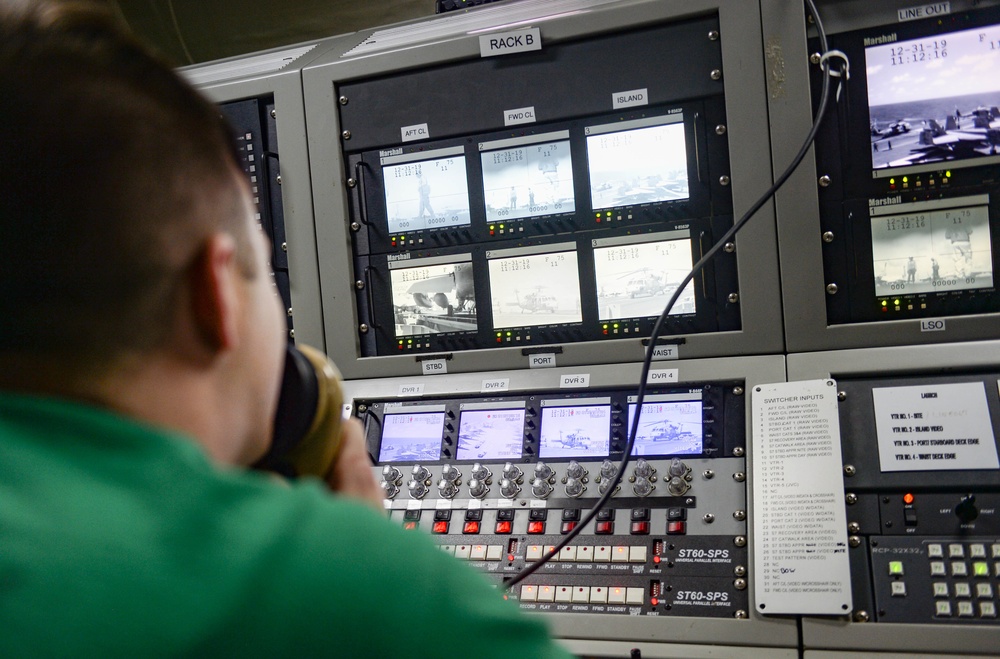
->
xmin=488 ymin=251 xmax=582 ymax=329
xmin=539 ymin=405 xmax=611 ymax=459
xmin=378 ymin=412 xmax=445 ymax=463
xmin=456 ymin=409 xmax=526 ymax=460
xmin=627 ymin=401 xmax=703 ymax=456
xmin=390 ymin=261 xmax=477 ymax=337
xmin=481 ymin=140 xmax=575 ymax=222
xmin=871 ymin=204 xmax=993 ymax=296
xmin=383 ymin=156 xmax=471 ymax=233
xmin=865 ymin=23 xmax=1000 ymax=170
xmin=587 ymin=121 xmax=689 ymax=210
xmin=593 ymin=238 xmax=695 ymax=320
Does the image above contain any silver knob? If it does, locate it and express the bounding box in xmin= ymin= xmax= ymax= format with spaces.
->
xmin=502 ymin=462 xmax=523 ymax=481
xmin=565 ymin=477 xmax=586 ymax=498
xmin=600 ymin=459 xmax=619 ymax=480
xmin=533 ymin=462 xmax=553 ymax=481
xmin=500 ymin=478 xmax=521 ymax=499
xmin=437 ymin=479 xmax=458 ymax=499
xmin=632 ymin=477 xmax=654 ymax=497
xmin=411 ymin=465 xmax=431 ymax=482
xmin=668 ymin=458 xmax=689 ymax=478
xmin=468 ymin=478 xmax=489 ymax=499
xmin=381 ymin=481 xmax=399 ymax=499
xmin=407 ymin=479 xmax=428 ymax=499
xmin=599 ymin=478 xmax=618 ymax=495
xmin=565 ymin=460 xmax=587 ymax=480
xmin=633 ymin=458 xmax=653 ymax=479
xmin=440 ymin=464 xmax=461 ymax=483
xmin=382 ymin=465 xmax=401 ymax=484
xmin=470 ymin=463 xmax=492 ymax=480
xmin=667 ymin=475 xmax=690 ymax=496
xmin=531 ymin=478 xmax=553 ymax=498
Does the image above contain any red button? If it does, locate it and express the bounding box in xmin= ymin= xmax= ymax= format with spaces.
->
xmin=432 ymin=521 xmax=449 ymax=534
xmin=630 ymin=521 xmax=650 ymax=535
xmin=495 ymin=521 xmax=512 ymax=534
xmin=667 ymin=521 xmax=687 ymax=535
xmin=404 ymin=521 xmax=417 ymax=531
xmin=463 ymin=521 xmax=480 ymax=535
xmin=595 ymin=521 xmax=614 ymax=535
xmin=561 ymin=521 xmax=577 ymax=535
xmin=527 ymin=521 xmax=545 ymax=534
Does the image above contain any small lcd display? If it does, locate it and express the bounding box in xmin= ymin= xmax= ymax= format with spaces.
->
xmin=865 ymin=23 xmax=1000 ymax=171
xmin=539 ymin=405 xmax=611 ymax=459
xmin=627 ymin=400 xmax=703 ymax=456
xmin=382 ymin=155 xmax=471 ymax=233
xmin=593 ymin=237 xmax=696 ymax=320
xmin=586 ymin=118 xmax=689 ymax=210
xmin=871 ymin=203 xmax=994 ymax=296
xmin=481 ymin=139 xmax=575 ymax=222
xmin=389 ymin=259 xmax=477 ymax=337
xmin=378 ymin=412 xmax=445 ymax=462
xmin=456 ymin=409 xmax=526 ymax=461
xmin=487 ymin=249 xmax=582 ymax=329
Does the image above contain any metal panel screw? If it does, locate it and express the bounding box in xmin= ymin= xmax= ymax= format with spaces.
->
xmin=854 ymin=611 xmax=870 ymax=623
xmin=351 ymin=222 xmax=361 ymax=231
xmin=339 ymin=96 xmax=349 ymax=105
xmin=849 ymin=536 xmax=861 ymax=548
xmin=848 ymin=522 xmax=861 ymax=534
xmin=704 ymin=513 xmax=715 ymax=523
xmin=347 ymin=178 xmax=357 ymax=188
xmin=281 ymin=242 xmax=287 ymax=252
xmin=342 ymin=130 xmax=352 ymax=140
xmin=357 ymin=404 xmax=367 ymax=413
xmin=287 ymin=307 xmax=293 ymax=317
xmin=735 ymin=610 xmax=748 ymax=619
xmin=819 ymin=175 xmax=832 ymax=187
xmin=703 ymin=469 xmax=715 ymax=479
xmin=823 ymin=231 xmax=834 ymax=243
xmin=733 ymin=447 xmax=745 ymax=457
xmin=288 ymin=329 xmax=295 ymax=339
xmin=728 ymin=293 xmax=739 ymax=303
xmin=734 ymin=565 xmax=747 ymax=577
xmin=826 ymin=283 xmax=838 ymax=295
xmin=355 ymin=280 xmax=365 ymax=290
xmin=734 ymin=535 xmax=747 ymax=547
xmin=715 ymin=124 xmax=726 ymax=135
xmin=708 ymin=30 xmax=719 ymax=41
xmin=710 ymin=69 xmax=723 ymax=80
xmin=733 ymin=510 xmax=747 ymax=521
xmin=733 ymin=387 xmax=744 ymax=396
xmin=734 ymin=578 xmax=747 ymax=590
xmin=810 ymin=52 xmax=821 ymax=64
xmin=270 ymin=109 xmax=276 ymax=118
xmin=733 ymin=472 xmax=746 ymax=482
xmin=359 ymin=323 xmax=369 ymax=334
xmin=275 ymin=175 xmax=282 ymax=185
xmin=719 ymin=175 xmax=731 ymax=186
xmin=844 ymin=464 xmax=856 ymax=476
xmin=838 ymin=391 xmax=847 ymax=401
xmin=846 ymin=493 xmax=858 ymax=505
xmin=723 ymin=242 xmax=735 ymax=253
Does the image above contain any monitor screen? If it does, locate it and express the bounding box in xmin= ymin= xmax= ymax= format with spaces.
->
xmin=389 ymin=257 xmax=477 ymax=337
xmin=593 ymin=235 xmax=696 ymax=320
xmin=586 ymin=115 xmax=689 ymax=211
xmin=538 ymin=404 xmax=611 ymax=459
xmin=626 ymin=400 xmax=703 ymax=456
xmin=487 ymin=246 xmax=582 ymax=329
xmin=382 ymin=154 xmax=471 ymax=233
xmin=865 ymin=22 xmax=1000 ymax=171
xmin=378 ymin=412 xmax=445 ymax=462
xmin=871 ymin=200 xmax=993 ymax=297
xmin=456 ymin=409 xmax=526 ymax=460
xmin=480 ymin=134 xmax=575 ymax=222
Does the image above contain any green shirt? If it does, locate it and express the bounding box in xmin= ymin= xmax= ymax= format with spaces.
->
xmin=0 ymin=393 xmax=573 ymax=658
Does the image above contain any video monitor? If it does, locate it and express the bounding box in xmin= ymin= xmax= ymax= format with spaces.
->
xmin=380 ymin=146 xmax=471 ymax=233
xmin=456 ymin=405 xmax=526 ymax=461
xmin=388 ymin=254 xmax=478 ymax=337
xmin=871 ymin=195 xmax=994 ymax=297
xmin=538 ymin=401 xmax=611 ymax=459
xmin=486 ymin=243 xmax=583 ymax=329
xmin=626 ymin=395 xmax=703 ymax=456
xmin=865 ymin=21 xmax=1000 ymax=174
xmin=480 ymin=131 xmax=575 ymax=222
xmin=592 ymin=231 xmax=696 ymax=320
xmin=585 ymin=113 xmax=690 ymax=211
xmin=378 ymin=410 xmax=445 ymax=462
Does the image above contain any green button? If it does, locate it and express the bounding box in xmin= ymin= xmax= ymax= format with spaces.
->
xmin=889 ymin=560 xmax=905 ymax=576
xmin=974 ymin=562 xmax=989 ymax=577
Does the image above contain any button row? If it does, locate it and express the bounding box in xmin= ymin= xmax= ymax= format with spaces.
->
xmin=928 ymin=561 xmax=994 ymax=578
xmin=440 ymin=544 xmax=505 ymax=561
xmin=520 ymin=584 xmax=645 ymax=606
xmin=927 ymin=543 xmax=1000 ymax=559
xmin=933 ymin=581 xmax=995 ymax=599
xmin=524 ymin=544 xmax=647 ymax=563
xmin=935 ymin=600 xmax=997 ymax=618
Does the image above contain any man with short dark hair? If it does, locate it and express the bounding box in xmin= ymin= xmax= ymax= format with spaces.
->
xmin=0 ymin=3 xmax=571 ymax=656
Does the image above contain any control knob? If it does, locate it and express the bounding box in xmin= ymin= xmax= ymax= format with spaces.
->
xmin=411 ymin=464 xmax=431 ymax=482
xmin=500 ymin=478 xmax=521 ymax=499
xmin=382 ymin=465 xmax=402 ymax=484
xmin=502 ymin=462 xmax=523 ymax=481
xmin=437 ymin=479 xmax=458 ymax=499
xmin=600 ymin=459 xmax=619 ymax=480
xmin=632 ymin=477 xmax=654 ymax=497
xmin=470 ymin=463 xmax=492 ymax=481
xmin=667 ymin=475 xmax=691 ymax=496
xmin=531 ymin=478 xmax=553 ymax=498
xmin=668 ymin=458 xmax=690 ymax=478
xmin=440 ymin=463 xmax=462 ymax=483
xmin=468 ymin=478 xmax=489 ymax=499
xmin=955 ymin=495 xmax=979 ymax=523
xmin=633 ymin=458 xmax=654 ymax=480
xmin=381 ymin=480 xmax=399 ymax=499
xmin=598 ymin=478 xmax=618 ymax=495
xmin=565 ymin=477 xmax=586 ymax=498
xmin=533 ymin=462 xmax=553 ymax=481
xmin=407 ymin=478 xmax=429 ymax=499
xmin=565 ymin=460 xmax=587 ymax=480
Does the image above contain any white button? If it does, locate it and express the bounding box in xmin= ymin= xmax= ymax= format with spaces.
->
xmin=520 ymin=585 xmax=537 ymax=602
xmin=559 ymin=546 xmax=577 ymax=562
xmin=891 ymin=581 xmax=907 ymax=597
xmin=611 ymin=546 xmax=629 ymax=563
xmin=933 ymin=582 xmax=949 ymax=598
xmin=470 ymin=545 xmax=487 ymax=560
xmin=958 ymin=601 xmax=975 ymax=617
xmin=626 ymin=587 xmax=645 ymax=605
xmin=930 ymin=561 xmax=947 ymax=576
xmin=981 ymin=602 xmax=997 ymax=618
xmin=439 ymin=545 xmax=455 ymax=555
xmin=454 ymin=544 xmax=471 ymax=560
xmin=572 ymin=586 xmax=590 ymax=603
xmin=629 ymin=546 xmax=648 ymax=563
xmin=991 ymin=544 xmax=1000 ymax=558
xmin=977 ymin=583 xmax=994 ymax=599
xmin=949 ymin=544 xmax=965 ymax=558
xmin=526 ymin=545 xmax=544 ymax=561
xmin=545 ymin=546 xmax=558 ymax=562
xmin=927 ymin=544 xmax=944 ymax=558
xmin=576 ymin=546 xmax=594 ymax=562
xmin=936 ymin=601 xmax=952 ymax=617
xmin=970 ymin=544 xmax=987 ymax=558
xmin=555 ymin=586 xmax=573 ymax=603
xmin=608 ymin=587 xmax=627 ymax=604
xmin=952 ymin=562 xmax=968 ymax=577
xmin=536 ymin=585 xmax=555 ymax=602
xmin=486 ymin=545 xmax=503 ymax=561
xmin=995 ymin=562 xmax=1000 ymax=577
xmin=590 ymin=586 xmax=608 ymax=604
xmin=594 ymin=546 xmax=611 ymax=562
xmin=954 ymin=582 xmax=971 ymax=598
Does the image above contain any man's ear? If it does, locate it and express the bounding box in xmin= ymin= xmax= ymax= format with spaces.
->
xmin=188 ymin=233 xmax=241 ymax=353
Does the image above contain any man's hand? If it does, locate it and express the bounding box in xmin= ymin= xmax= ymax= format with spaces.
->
xmin=326 ymin=417 xmax=384 ymax=511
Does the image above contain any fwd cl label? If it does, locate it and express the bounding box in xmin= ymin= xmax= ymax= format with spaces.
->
xmin=479 ymin=28 xmax=542 ymax=58
xmin=504 ymin=106 xmax=536 ymax=127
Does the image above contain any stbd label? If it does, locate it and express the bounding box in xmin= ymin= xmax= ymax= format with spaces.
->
xmin=421 ymin=359 xmax=448 ymax=375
